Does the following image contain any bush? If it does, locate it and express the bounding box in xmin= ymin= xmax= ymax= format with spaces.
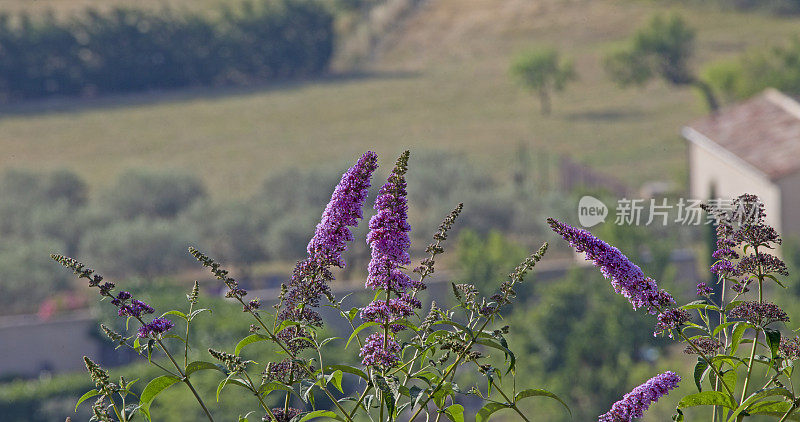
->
xmin=79 ymin=218 xmax=195 ymax=277
xmin=100 ymin=169 xmax=205 ymax=220
xmin=0 ymin=237 xmax=71 ymax=312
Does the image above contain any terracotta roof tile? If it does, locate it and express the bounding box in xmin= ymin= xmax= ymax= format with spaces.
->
xmin=685 ymin=88 xmax=800 ymax=180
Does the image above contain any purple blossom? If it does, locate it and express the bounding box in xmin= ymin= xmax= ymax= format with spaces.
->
xmin=360 ymin=333 xmax=401 ymax=368
xmin=547 ymin=218 xmax=674 ymax=313
xmin=599 ymin=371 xmax=681 ymax=422
xmin=277 ymin=152 xmax=378 ymax=353
xmin=696 ymin=282 xmax=713 ymax=297
xmin=118 ymin=299 xmax=155 ymax=318
xmin=360 ymin=152 xmax=422 ymax=368
xmin=365 ymin=152 xmax=413 ymax=291
xmin=307 ymin=151 xmax=379 ymax=268
xmin=137 ymin=317 xmax=174 ymax=338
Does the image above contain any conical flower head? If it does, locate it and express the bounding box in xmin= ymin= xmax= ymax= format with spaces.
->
xmin=307 ymin=151 xmax=379 ymax=268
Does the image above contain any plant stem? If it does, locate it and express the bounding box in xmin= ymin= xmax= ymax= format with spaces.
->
xmin=242 ymin=370 xmax=278 ymax=421
xmin=238 ymin=299 xmax=354 ymax=422
xmin=153 ymin=336 xmax=215 ymax=422
xmin=741 ymin=328 xmax=760 ymax=403
xmin=779 ymin=403 xmax=798 ymax=422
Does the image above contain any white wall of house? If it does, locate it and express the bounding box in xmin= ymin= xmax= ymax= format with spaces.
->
xmin=777 ymin=171 xmax=800 ymax=238
xmin=688 ymin=141 xmax=782 ymax=232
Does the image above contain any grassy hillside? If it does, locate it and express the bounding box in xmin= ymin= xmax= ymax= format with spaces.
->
xmin=1 ymin=0 xmax=798 ymax=196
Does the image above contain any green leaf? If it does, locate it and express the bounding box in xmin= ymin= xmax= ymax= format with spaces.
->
xmin=324 ymin=365 xmax=368 ymax=382
xmin=346 ymin=307 xmax=359 ymax=322
xmin=748 ymin=401 xmax=800 ymax=420
xmin=730 ymin=322 xmax=751 ymax=354
xmin=515 ymin=388 xmax=571 ymax=415
xmin=765 ymin=328 xmax=781 ymax=360
xmin=727 ymin=387 xmax=794 ymax=421
xmin=296 ymin=410 xmax=345 ymax=421
xmin=373 ymin=374 xmax=397 ymax=417
xmin=217 ymin=377 xmax=251 ymax=402
xmin=188 ymin=308 xmax=212 ymax=320
xmin=677 ymin=391 xmax=737 ymax=410
xmin=694 ymin=359 xmax=709 ymax=392
xmin=75 ymin=389 xmax=99 ymax=411
xmin=475 ymin=402 xmax=509 ymax=422
xmin=326 ymin=370 xmax=344 ymax=394
xmin=186 ymin=360 xmax=226 ymax=376
xmin=140 ymin=375 xmax=181 ymax=416
xmin=476 ymin=338 xmax=516 ymax=374
xmin=345 ymin=322 xmax=380 ymax=350
xmin=161 ymin=310 xmax=187 ymax=320
xmin=443 ymin=404 xmax=465 ymax=422
xmin=234 ymin=333 xmax=269 ymax=356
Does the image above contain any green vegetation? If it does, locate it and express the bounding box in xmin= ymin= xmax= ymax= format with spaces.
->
xmin=604 ymin=13 xmax=718 ymax=111
xmin=3 ymin=2 xmax=799 ymax=196
xmin=510 ymin=48 xmax=576 ymax=115
xmin=704 ymin=37 xmax=800 ymax=102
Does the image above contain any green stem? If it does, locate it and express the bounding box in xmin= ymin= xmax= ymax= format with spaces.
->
xmin=779 ymin=402 xmax=798 ymax=422
xmin=153 ymin=336 xmax=215 ymax=422
xmin=242 ymin=370 xmax=278 ymax=421
xmin=741 ymin=328 xmax=760 ymax=403
xmin=237 ymin=299 xmax=354 ymax=422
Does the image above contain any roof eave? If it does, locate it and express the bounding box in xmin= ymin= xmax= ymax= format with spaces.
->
xmin=681 ymin=125 xmax=777 ymax=183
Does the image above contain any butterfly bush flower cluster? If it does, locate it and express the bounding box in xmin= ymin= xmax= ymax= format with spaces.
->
xmin=359 ymin=151 xmax=424 ymax=368
xmin=547 ymin=218 xmax=688 ymax=336
xmin=278 ymin=151 xmax=378 ymax=353
xmin=598 ymin=371 xmax=681 ymax=422
xmin=703 ymin=194 xmax=785 ymax=293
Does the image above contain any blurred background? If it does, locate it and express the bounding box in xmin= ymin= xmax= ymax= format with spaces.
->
xmin=2 ymin=0 xmax=800 ymax=420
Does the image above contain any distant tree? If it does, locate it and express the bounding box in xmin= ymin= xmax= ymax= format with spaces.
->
xmin=604 ymin=13 xmax=719 ymax=111
xmin=183 ymin=199 xmax=269 ymax=278
xmin=510 ymin=48 xmax=576 ymax=115
xmin=101 ymin=169 xmax=205 ymax=220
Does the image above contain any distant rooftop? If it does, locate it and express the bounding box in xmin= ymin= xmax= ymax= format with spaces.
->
xmin=683 ymin=88 xmax=800 ymax=181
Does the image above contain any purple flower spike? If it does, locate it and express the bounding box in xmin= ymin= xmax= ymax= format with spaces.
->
xmin=599 ymin=371 xmax=681 ymax=422
xmin=365 ymin=151 xmax=413 ymax=291
xmin=359 ymin=151 xmax=422 ymax=369
xmin=547 ymin=218 xmax=674 ymax=313
xmin=278 ymin=151 xmax=379 ymax=354
xmin=307 ymin=151 xmax=379 ymax=268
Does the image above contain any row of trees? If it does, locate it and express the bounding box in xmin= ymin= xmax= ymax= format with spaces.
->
xmin=0 ymin=0 xmax=334 ymax=100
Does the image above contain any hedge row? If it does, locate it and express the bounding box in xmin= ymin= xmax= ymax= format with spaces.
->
xmin=0 ymin=0 xmax=334 ymax=100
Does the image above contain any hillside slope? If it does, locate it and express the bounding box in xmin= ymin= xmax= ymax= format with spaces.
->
xmin=0 ymin=0 xmax=797 ymax=195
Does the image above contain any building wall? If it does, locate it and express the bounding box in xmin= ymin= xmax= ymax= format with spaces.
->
xmin=777 ymin=171 xmax=800 ymax=238
xmin=0 ymin=312 xmax=101 ymax=377
xmin=689 ymin=143 xmax=782 ymax=232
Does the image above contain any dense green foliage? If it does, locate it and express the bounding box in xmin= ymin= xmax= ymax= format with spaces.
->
xmin=0 ymin=0 xmax=333 ymax=100
xmin=704 ymin=37 xmax=800 ymax=102
xmin=604 ymin=13 xmax=718 ymax=111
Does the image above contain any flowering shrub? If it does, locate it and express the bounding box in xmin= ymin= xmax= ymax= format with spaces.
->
xmin=54 ymin=151 xmax=568 ymax=422
xmin=549 ymin=194 xmax=800 ymax=422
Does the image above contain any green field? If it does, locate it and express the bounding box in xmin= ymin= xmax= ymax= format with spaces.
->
xmin=1 ymin=0 xmax=798 ymax=196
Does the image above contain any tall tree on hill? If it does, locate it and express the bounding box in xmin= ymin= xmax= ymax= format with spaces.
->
xmin=604 ymin=13 xmax=719 ymax=111
xmin=510 ymin=48 xmax=576 ymax=115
